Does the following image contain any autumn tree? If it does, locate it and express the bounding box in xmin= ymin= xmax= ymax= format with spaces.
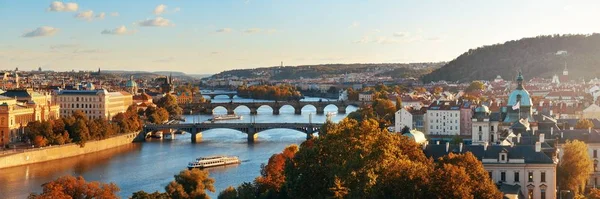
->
xmin=254 ymin=145 xmax=298 ymax=197
xmin=433 ymin=86 xmax=443 ymax=94
xmin=217 ymin=186 xmax=238 ymax=199
xmin=575 ymin=119 xmax=595 ymax=129
xmin=465 ymin=81 xmax=485 ymax=93
xmin=32 ymin=135 xmax=48 ymax=147
xmin=146 ymin=106 xmax=170 ymax=124
xmin=558 ymin=140 xmax=593 ymax=196
xmin=588 ymin=188 xmax=600 ymax=199
xmin=165 ymin=169 xmax=215 ymax=199
xmin=28 ymin=175 xmax=119 ymax=199
xmin=131 ymin=191 xmax=170 ymax=199
xmin=156 ymin=93 xmax=183 ymax=119
xmin=395 ymin=96 xmax=403 ymax=111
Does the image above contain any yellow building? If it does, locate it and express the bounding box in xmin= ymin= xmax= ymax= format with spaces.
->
xmin=0 ymin=89 xmax=60 ymax=146
xmin=52 ymin=89 xmax=132 ymax=120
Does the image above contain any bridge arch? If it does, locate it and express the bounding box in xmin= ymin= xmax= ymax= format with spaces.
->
xmin=256 ymin=105 xmax=274 ymax=114
xmin=233 ymin=105 xmax=251 ymax=114
xmin=211 ymin=106 xmax=233 ymax=115
xmin=278 ymin=104 xmax=296 ymax=114
xmin=300 ymin=104 xmax=318 ymax=114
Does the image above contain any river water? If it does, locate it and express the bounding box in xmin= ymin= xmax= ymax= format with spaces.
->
xmin=0 ymin=95 xmax=356 ymax=198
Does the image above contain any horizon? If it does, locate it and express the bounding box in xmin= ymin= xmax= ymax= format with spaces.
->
xmin=2 ymin=0 xmax=600 ymax=74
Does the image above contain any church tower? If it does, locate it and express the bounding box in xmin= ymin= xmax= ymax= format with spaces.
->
xmin=563 ymin=62 xmax=569 ymax=76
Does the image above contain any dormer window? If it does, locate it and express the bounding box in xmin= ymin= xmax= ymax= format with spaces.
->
xmin=499 ymin=150 xmax=508 ymax=163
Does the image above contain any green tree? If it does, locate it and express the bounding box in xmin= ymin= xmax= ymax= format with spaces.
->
xmin=217 ymin=186 xmax=238 ymax=199
xmin=465 ymin=81 xmax=485 ymax=93
xmin=558 ymin=140 xmax=593 ymax=196
xmin=131 ymin=191 xmax=170 ymax=199
xmin=157 ymin=94 xmax=183 ymax=119
xmin=165 ymin=169 xmax=215 ymax=199
xmin=70 ymin=120 xmax=90 ymax=147
xmin=575 ymin=119 xmax=595 ymax=129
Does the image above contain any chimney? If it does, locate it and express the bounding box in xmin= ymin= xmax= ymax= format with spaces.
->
xmin=535 ymin=142 xmax=541 ymax=152
xmin=484 ymin=142 xmax=489 ymax=151
xmin=539 ymin=133 xmax=545 ymax=143
xmin=517 ymin=133 xmax=521 ymax=143
xmin=459 ymin=143 xmax=464 ymax=153
xmin=445 ymin=142 xmax=450 ymax=153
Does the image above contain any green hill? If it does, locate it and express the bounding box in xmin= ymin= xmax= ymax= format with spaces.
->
xmin=422 ymin=34 xmax=600 ymax=83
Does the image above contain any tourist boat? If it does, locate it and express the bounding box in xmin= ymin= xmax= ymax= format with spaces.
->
xmin=188 ymin=156 xmax=241 ymax=169
xmin=210 ymin=114 xmax=243 ymax=121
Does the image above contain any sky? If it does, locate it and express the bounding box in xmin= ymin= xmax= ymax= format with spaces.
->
xmin=1 ymin=0 xmax=600 ymax=74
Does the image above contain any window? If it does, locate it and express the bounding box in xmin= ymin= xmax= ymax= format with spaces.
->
xmin=500 ymin=172 xmax=506 ymax=182
xmin=541 ymin=189 xmax=546 ymax=199
xmin=595 ymin=150 xmax=598 ymax=158
xmin=478 ymin=133 xmax=482 ymax=141
xmin=479 ymin=126 xmax=482 ymax=132
xmin=541 ymin=172 xmax=546 ymax=182
xmin=501 ymin=154 xmax=505 ymax=161
xmin=514 ymin=172 xmax=520 ymax=182
xmin=528 ymin=172 xmax=533 ymax=182
xmin=488 ymin=171 xmax=492 ymax=179
xmin=528 ymin=189 xmax=533 ymax=199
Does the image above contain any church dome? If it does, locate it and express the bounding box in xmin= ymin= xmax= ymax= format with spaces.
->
xmin=125 ymin=76 xmax=137 ymax=88
xmin=507 ymin=72 xmax=532 ymax=107
xmin=475 ymin=105 xmax=490 ymax=113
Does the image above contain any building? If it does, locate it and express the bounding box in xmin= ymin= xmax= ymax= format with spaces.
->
xmin=460 ymin=101 xmax=474 ymax=135
xmin=0 ymin=71 xmax=19 ymax=89
xmin=1 ymin=89 xmax=60 ymax=122
xmin=52 ymin=89 xmax=133 ymax=120
xmin=358 ymin=91 xmax=373 ymax=102
xmin=125 ymin=76 xmax=138 ymax=95
xmin=504 ymin=72 xmax=534 ymax=123
xmin=424 ymin=142 xmax=557 ymax=199
xmin=471 ymin=105 xmax=502 ymax=145
xmin=557 ymin=129 xmax=600 ymax=188
xmin=395 ymin=108 xmax=413 ymax=132
xmin=582 ymin=104 xmax=600 ymax=120
xmin=426 ymin=100 xmax=461 ymax=136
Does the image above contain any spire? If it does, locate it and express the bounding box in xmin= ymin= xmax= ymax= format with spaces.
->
xmin=516 ymin=71 xmax=524 ymax=90
xmin=563 ymin=61 xmax=569 ymax=76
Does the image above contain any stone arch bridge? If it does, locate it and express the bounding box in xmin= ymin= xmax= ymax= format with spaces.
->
xmin=142 ymin=123 xmax=323 ymax=143
xmin=182 ymin=101 xmax=363 ymax=115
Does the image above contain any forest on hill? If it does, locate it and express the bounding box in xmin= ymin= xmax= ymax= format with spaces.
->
xmin=422 ymin=34 xmax=600 ymax=83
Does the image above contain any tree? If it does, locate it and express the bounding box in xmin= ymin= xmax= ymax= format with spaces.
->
xmin=558 ymin=140 xmax=593 ymax=196
xmin=28 ymin=175 xmax=119 ymax=199
xmin=433 ymin=86 xmax=443 ymax=94
xmin=32 ymin=135 xmax=48 ymax=147
xmin=575 ymin=119 xmax=595 ymax=129
xmin=395 ymin=96 xmax=403 ymax=111
xmin=70 ymin=120 xmax=90 ymax=147
xmin=465 ymin=81 xmax=485 ymax=93
xmin=254 ymin=145 xmax=298 ymax=196
xmin=157 ymin=94 xmax=183 ymax=119
xmin=131 ymin=191 xmax=170 ymax=199
xmin=165 ymin=169 xmax=215 ymax=199
xmin=146 ymin=107 xmax=170 ymax=124
xmin=217 ymin=186 xmax=238 ymax=199
xmin=372 ymin=99 xmax=396 ymax=125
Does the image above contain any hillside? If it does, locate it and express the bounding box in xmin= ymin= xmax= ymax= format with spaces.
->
xmin=211 ymin=62 xmax=444 ymax=80
xmin=422 ymin=34 xmax=600 ymax=83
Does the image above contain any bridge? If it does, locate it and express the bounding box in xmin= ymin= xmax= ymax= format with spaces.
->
xmin=182 ymin=101 xmax=363 ymax=115
xmin=201 ymin=91 xmax=238 ymax=100
xmin=142 ymin=122 xmax=323 ymax=143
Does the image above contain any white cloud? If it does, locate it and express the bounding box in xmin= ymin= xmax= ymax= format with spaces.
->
xmin=50 ymin=44 xmax=79 ymax=49
xmin=75 ymin=10 xmax=94 ymax=21
xmin=353 ymin=36 xmax=370 ymax=44
xmin=244 ymin=28 xmax=262 ymax=33
xmin=393 ymin=32 xmax=409 ymax=37
xmin=96 ymin=12 xmax=106 ymax=19
xmin=137 ymin=17 xmax=174 ymax=27
xmin=154 ymin=4 xmax=167 ymax=15
xmin=22 ymin=26 xmax=59 ymax=38
xmin=173 ymin=7 xmax=181 ymax=12
xmin=110 ymin=12 xmax=120 ymax=17
xmin=47 ymin=1 xmax=78 ymax=12
xmin=216 ymin=28 xmax=232 ymax=33
xmin=349 ymin=21 xmax=360 ymax=28
xmin=101 ymin=25 xmax=134 ymax=35
xmin=266 ymin=29 xmax=278 ymax=34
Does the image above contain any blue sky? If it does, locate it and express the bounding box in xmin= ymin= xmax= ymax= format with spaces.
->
xmin=1 ymin=0 xmax=600 ymax=74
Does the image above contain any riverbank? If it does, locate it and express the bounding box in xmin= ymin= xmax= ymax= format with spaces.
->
xmin=0 ymin=132 xmax=139 ymax=169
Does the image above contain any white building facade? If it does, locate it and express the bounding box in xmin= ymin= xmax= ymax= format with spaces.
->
xmin=425 ymin=101 xmax=461 ymax=135
xmin=394 ymin=108 xmax=413 ymax=132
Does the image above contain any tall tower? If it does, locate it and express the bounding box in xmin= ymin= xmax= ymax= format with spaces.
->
xmin=563 ymin=62 xmax=569 ymax=76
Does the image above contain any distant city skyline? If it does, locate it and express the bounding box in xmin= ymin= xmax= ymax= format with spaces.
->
xmin=1 ymin=0 xmax=600 ymax=74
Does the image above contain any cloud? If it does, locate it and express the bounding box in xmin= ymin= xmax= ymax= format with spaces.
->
xmin=22 ymin=26 xmax=59 ymax=38
xmin=154 ymin=57 xmax=175 ymax=63
xmin=50 ymin=44 xmax=80 ymax=49
xmin=154 ymin=4 xmax=167 ymax=15
xmin=101 ymin=25 xmax=134 ymax=35
xmin=96 ymin=12 xmax=106 ymax=19
xmin=244 ymin=28 xmax=262 ymax=33
xmin=353 ymin=36 xmax=370 ymax=44
xmin=110 ymin=12 xmax=120 ymax=17
xmin=137 ymin=17 xmax=174 ymax=27
xmin=75 ymin=10 xmax=94 ymax=21
xmin=393 ymin=32 xmax=409 ymax=37
xmin=47 ymin=1 xmax=78 ymax=12
xmin=349 ymin=21 xmax=360 ymax=28
xmin=216 ymin=28 xmax=232 ymax=33
xmin=210 ymin=51 xmax=220 ymax=55
xmin=173 ymin=7 xmax=181 ymax=12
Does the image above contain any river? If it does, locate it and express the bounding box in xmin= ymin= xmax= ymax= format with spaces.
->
xmin=0 ymin=95 xmax=356 ymax=198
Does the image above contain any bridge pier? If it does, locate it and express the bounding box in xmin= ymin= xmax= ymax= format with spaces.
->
xmin=247 ymin=132 xmax=258 ymax=143
xmin=338 ymin=106 xmax=347 ymax=114
xmin=228 ymin=94 xmax=235 ymax=99
xmin=250 ymin=108 xmax=258 ymax=115
xmin=273 ymin=108 xmax=280 ymax=115
xmin=227 ymin=109 xmax=235 ymax=115
xmin=316 ymin=108 xmax=325 ymax=115
xmin=191 ymin=128 xmax=202 ymax=143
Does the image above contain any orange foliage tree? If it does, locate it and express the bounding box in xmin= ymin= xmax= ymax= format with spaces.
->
xmin=28 ymin=175 xmax=119 ymax=199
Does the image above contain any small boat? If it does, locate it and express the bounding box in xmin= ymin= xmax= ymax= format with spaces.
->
xmin=326 ymin=111 xmax=337 ymax=117
xmin=188 ymin=156 xmax=241 ymax=169
xmin=211 ymin=114 xmax=243 ymax=121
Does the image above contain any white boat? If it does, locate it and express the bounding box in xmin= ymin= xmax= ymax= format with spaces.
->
xmin=188 ymin=156 xmax=241 ymax=169
xmin=326 ymin=111 xmax=337 ymax=117
xmin=211 ymin=114 xmax=243 ymax=121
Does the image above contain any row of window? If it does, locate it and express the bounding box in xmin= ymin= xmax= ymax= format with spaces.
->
xmin=60 ymin=103 xmax=104 ymax=109
xmin=58 ymin=96 xmax=103 ymax=102
xmin=492 ymin=170 xmax=546 ymax=183
xmin=429 ymin=112 xmax=459 ymax=117
xmin=429 ymin=125 xmax=459 ymax=130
